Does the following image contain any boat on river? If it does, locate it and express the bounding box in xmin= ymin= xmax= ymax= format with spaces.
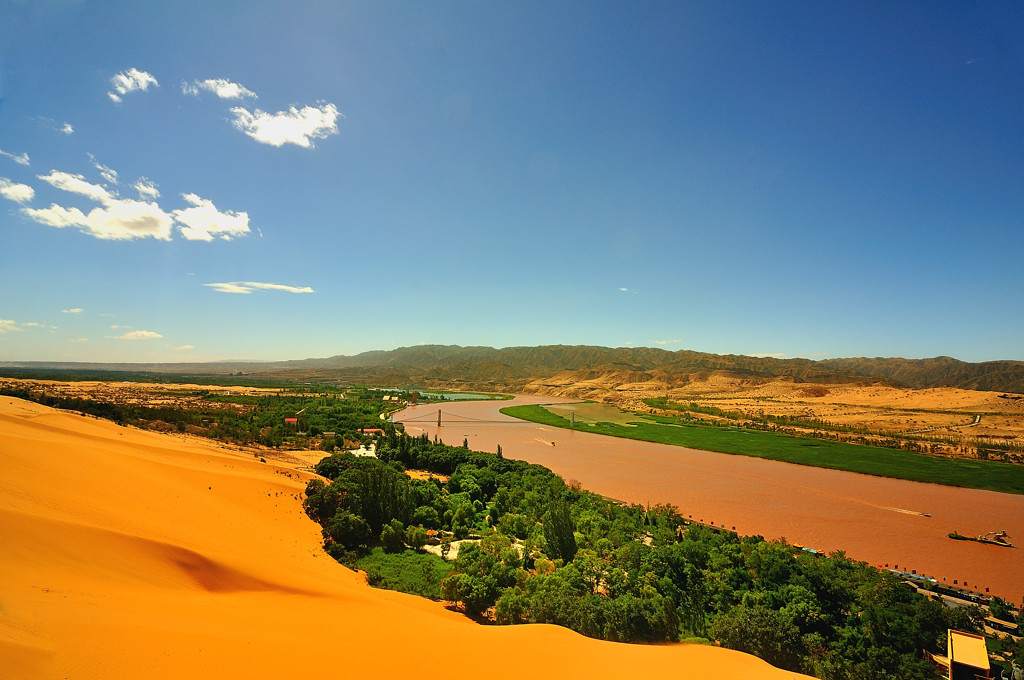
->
xmin=948 ymin=530 xmax=1014 ymax=547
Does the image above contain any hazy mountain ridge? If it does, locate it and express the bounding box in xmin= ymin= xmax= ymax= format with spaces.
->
xmin=3 ymin=345 xmax=1022 ymax=393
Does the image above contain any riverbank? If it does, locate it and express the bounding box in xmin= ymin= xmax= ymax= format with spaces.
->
xmin=396 ymin=396 xmax=1024 ymax=601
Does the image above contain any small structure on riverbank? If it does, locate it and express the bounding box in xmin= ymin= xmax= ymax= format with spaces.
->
xmin=927 ymin=630 xmax=990 ymax=679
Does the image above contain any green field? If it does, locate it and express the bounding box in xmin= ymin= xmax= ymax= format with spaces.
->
xmin=501 ymin=404 xmax=1024 ymax=495
xmin=356 ymin=548 xmax=453 ymax=599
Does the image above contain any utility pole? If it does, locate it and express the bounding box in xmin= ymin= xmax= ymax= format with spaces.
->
xmin=437 ymin=409 xmax=441 ymax=427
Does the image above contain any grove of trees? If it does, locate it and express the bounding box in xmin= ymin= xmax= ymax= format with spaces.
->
xmin=304 ymin=425 xmax=979 ymax=679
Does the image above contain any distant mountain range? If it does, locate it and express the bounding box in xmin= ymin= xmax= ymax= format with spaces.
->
xmin=4 ymin=345 xmax=1023 ymax=394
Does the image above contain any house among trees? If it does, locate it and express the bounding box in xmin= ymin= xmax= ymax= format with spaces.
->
xmin=927 ymin=630 xmax=991 ymax=679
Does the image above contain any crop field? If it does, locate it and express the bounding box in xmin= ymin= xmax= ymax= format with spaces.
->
xmin=502 ymin=403 xmax=1024 ymax=495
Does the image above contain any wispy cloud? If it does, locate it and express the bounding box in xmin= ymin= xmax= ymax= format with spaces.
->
xmin=174 ymin=193 xmax=250 ymax=241
xmin=654 ymin=339 xmax=682 ymax=346
xmin=203 ymin=281 xmax=315 ymax=294
xmin=0 ymin=178 xmax=35 ymax=204
xmin=62 ymin=308 xmax=83 ymax=314
xmin=70 ymin=337 xmax=89 ymax=343
xmin=108 ymin=68 xmax=159 ymax=103
xmin=618 ymin=287 xmax=637 ymax=294
xmin=0 ymin=319 xmax=23 ymax=334
xmin=0 ymin=146 xmax=30 ymax=166
xmin=37 ymin=118 xmax=75 ymax=136
xmin=229 ymin=102 xmax=341 ymax=148
xmin=88 ymin=154 xmax=119 ymax=185
xmin=750 ymin=352 xmax=787 ymax=359
xmin=182 ymin=78 xmax=256 ymax=100
xmin=133 ymin=178 xmax=160 ymax=199
xmin=109 ymin=330 xmax=162 ymax=340
xmin=171 ymin=344 xmax=195 ymax=351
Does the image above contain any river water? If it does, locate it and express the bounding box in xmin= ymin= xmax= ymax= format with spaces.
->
xmin=396 ymin=395 xmax=1024 ymax=602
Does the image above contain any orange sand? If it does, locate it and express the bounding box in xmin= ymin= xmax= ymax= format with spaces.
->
xmin=0 ymin=397 xmax=810 ymax=679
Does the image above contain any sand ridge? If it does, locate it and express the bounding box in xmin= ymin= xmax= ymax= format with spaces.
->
xmin=0 ymin=397 xmax=811 ymax=679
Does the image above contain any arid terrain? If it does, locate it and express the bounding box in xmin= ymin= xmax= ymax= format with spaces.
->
xmin=0 ymin=395 xmax=811 ymax=679
xmin=525 ymin=371 xmax=1024 ymax=460
xmin=6 ymin=373 xmax=1024 ymax=461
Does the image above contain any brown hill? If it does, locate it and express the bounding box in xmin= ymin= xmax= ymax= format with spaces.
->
xmin=3 ymin=345 xmax=1023 ymax=394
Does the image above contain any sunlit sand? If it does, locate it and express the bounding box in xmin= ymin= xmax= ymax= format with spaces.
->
xmin=0 ymin=396 xmax=810 ymax=679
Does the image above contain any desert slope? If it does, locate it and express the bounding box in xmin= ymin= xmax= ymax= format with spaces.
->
xmin=0 ymin=397 xmax=810 ymax=680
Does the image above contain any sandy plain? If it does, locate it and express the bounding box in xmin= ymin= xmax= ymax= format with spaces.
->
xmin=0 ymin=396 xmax=810 ymax=680
xmin=526 ymin=374 xmax=1024 ymax=456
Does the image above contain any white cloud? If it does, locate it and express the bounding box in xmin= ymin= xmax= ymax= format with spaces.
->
xmin=109 ymin=324 xmax=128 ymax=329
xmin=229 ymin=102 xmax=341 ymax=148
xmin=173 ymin=193 xmax=250 ymax=241
xmin=24 ymin=168 xmax=249 ymax=244
xmin=0 ymin=319 xmax=23 ymax=334
xmin=0 ymin=146 xmax=30 ymax=166
xmin=110 ymin=330 xmax=162 ymax=340
xmin=70 ymin=337 xmax=89 ymax=343
xmin=108 ymin=68 xmax=159 ymax=103
xmin=203 ymin=281 xmax=315 ymax=294
xmin=0 ymin=178 xmax=35 ymax=204
xmin=60 ymin=122 xmax=74 ymax=135
xmin=24 ymin=200 xmax=175 ymax=241
xmin=133 ymin=178 xmax=160 ymax=199
xmin=171 ymin=344 xmax=195 ymax=351
xmin=183 ymin=78 xmax=257 ymax=100
xmin=38 ymin=170 xmax=113 ymax=202
xmin=62 ymin=308 xmax=83 ymax=314
xmin=89 ymin=154 xmax=119 ymax=185
xmin=26 ymin=170 xmax=174 ymax=241
xmin=654 ymin=339 xmax=682 ymax=346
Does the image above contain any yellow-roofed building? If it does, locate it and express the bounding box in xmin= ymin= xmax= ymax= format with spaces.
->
xmin=927 ymin=629 xmax=991 ymax=680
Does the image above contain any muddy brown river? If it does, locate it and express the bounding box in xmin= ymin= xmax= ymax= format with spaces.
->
xmin=397 ymin=396 xmax=1024 ymax=602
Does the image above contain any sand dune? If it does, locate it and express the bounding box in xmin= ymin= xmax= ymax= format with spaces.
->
xmin=0 ymin=397 xmax=810 ymax=679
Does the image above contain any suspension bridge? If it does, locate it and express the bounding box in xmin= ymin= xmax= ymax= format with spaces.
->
xmin=398 ymin=408 xmax=523 ymax=426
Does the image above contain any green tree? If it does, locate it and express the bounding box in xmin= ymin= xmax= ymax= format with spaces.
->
xmin=543 ymin=498 xmax=577 ymax=562
xmin=712 ymin=604 xmax=803 ymax=672
xmin=380 ymin=519 xmax=406 ymax=553
xmin=325 ymin=510 xmax=371 ymax=550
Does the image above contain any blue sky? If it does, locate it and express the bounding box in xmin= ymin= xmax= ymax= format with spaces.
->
xmin=1 ymin=1 xmax=1022 ymax=364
